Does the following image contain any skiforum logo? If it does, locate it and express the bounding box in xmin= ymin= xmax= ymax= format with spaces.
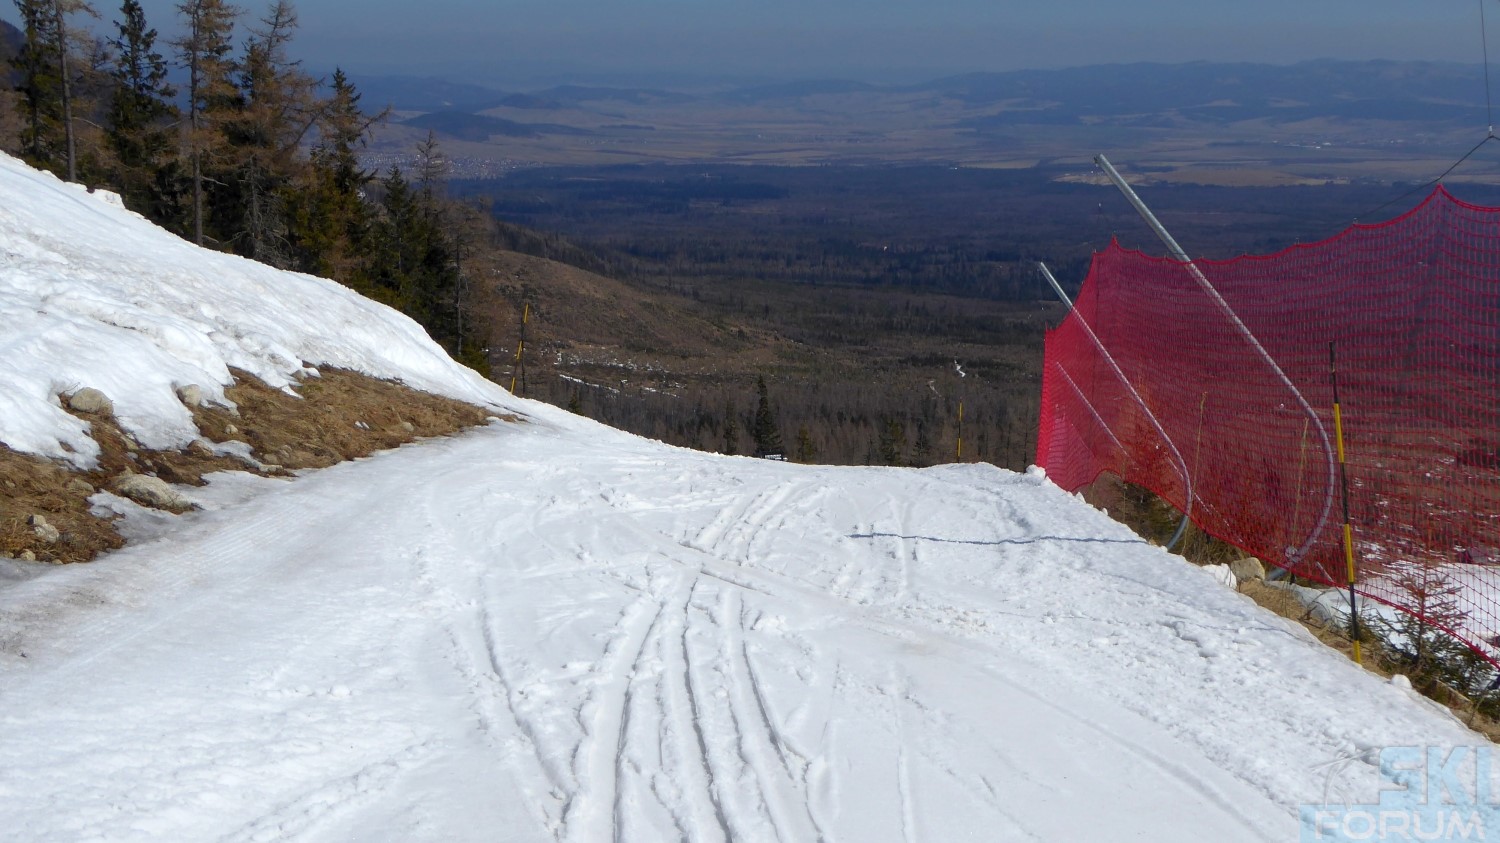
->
xmin=1301 ymin=746 xmax=1500 ymax=841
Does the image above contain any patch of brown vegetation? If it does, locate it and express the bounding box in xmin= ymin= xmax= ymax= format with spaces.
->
xmin=0 ymin=367 xmax=502 ymax=566
xmin=0 ymin=450 xmax=124 ymax=564
xmin=194 ymin=367 xmax=499 ymax=472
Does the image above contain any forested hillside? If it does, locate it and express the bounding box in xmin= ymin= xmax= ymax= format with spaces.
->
xmin=4 ymin=0 xmax=489 ymax=370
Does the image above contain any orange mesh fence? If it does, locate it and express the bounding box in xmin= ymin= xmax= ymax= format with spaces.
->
xmin=1037 ymin=186 xmax=1500 ymax=659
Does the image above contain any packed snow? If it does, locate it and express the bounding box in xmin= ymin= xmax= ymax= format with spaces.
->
xmin=0 ymin=153 xmax=1489 ymax=841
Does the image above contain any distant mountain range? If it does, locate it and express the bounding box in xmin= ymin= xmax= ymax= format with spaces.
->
xmin=362 ymin=60 xmax=1491 ymax=128
xmin=401 ymin=110 xmax=592 ymax=140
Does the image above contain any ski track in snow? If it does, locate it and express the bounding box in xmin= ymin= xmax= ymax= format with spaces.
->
xmin=0 ymin=420 xmax=1489 ymax=841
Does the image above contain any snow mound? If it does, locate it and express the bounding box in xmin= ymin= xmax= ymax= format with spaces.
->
xmin=0 ymin=153 xmax=509 ymax=468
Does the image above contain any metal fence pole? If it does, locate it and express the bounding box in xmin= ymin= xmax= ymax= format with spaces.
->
xmin=1093 ymin=154 xmax=1338 ymax=565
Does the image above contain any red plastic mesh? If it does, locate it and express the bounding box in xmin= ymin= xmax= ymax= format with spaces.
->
xmin=1037 ymin=186 xmax=1500 ymax=657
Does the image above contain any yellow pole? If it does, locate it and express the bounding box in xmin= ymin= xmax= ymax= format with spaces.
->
xmin=510 ymin=302 xmax=529 ymax=395
xmin=956 ymin=400 xmax=964 ymax=461
xmin=1331 ymin=342 xmax=1361 ymax=665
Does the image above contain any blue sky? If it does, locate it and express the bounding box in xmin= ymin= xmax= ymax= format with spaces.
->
xmin=108 ymin=0 xmax=1484 ymax=86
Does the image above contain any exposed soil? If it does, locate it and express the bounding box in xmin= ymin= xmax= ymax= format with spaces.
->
xmin=0 ymin=367 xmax=504 ymax=565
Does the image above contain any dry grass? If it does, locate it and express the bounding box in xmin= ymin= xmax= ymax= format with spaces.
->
xmin=0 ymin=367 xmax=503 ymax=565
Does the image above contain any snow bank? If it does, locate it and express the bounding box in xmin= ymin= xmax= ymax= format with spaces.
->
xmin=0 ymin=154 xmax=509 ymax=468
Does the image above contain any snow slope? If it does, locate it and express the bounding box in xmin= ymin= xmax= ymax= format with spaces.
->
xmin=0 ymin=153 xmax=502 ymax=467
xmin=0 ymin=154 xmax=1487 ymax=840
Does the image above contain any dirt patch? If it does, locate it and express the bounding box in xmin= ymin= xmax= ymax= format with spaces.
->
xmin=0 ymin=367 xmax=506 ymax=565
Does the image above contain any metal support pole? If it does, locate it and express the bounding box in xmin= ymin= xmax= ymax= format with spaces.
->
xmin=1093 ymin=154 xmax=1337 ymax=565
xmin=510 ymin=301 xmax=529 ymax=395
xmin=1330 ymin=342 xmax=1362 ymax=665
xmin=1040 ymin=262 xmax=1192 ymax=551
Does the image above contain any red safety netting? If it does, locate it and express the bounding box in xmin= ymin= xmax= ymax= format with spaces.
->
xmin=1037 ymin=186 xmax=1500 ymax=659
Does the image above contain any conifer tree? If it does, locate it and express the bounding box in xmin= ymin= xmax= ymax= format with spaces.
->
xmin=107 ymin=0 xmax=177 ymax=215
xmin=722 ymin=401 xmax=739 ymax=455
xmin=752 ymin=375 xmax=783 ymax=457
xmin=10 ymin=0 xmax=98 ymax=180
xmin=224 ymin=0 xmax=317 ymax=264
xmin=11 ymin=0 xmax=64 ymax=169
xmin=287 ymin=67 xmax=379 ymax=282
xmin=174 ymin=0 xmax=239 ymax=245
xmin=878 ymin=416 xmax=906 ymax=466
xmin=795 ymin=424 xmax=816 ymax=464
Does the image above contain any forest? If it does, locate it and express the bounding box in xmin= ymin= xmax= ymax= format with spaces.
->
xmin=452 ymin=164 xmax=1498 ymax=470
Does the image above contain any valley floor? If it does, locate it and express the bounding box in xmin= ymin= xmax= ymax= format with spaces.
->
xmin=0 ymin=408 xmax=1482 ymax=841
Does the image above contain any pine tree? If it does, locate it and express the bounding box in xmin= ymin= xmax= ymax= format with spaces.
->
xmin=721 ymin=401 xmax=739 ymax=455
xmin=913 ymin=420 xmax=932 ymax=467
xmin=878 ymin=416 xmax=906 ymax=466
xmin=752 ymin=375 xmax=783 ymax=457
xmin=222 ymin=0 xmax=318 ymax=265
xmin=11 ymin=0 xmax=64 ymax=170
xmin=174 ymin=0 xmax=240 ymax=245
xmin=106 ymin=0 xmax=177 ymax=215
xmin=368 ymin=165 xmax=463 ymax=350
xmin=287 ymin=67 xmax=379 ymax=282
xmin=414 ymin=129 xmax=446 ymax=201
xmin=794 ymin=424 xmax=816 ymax=464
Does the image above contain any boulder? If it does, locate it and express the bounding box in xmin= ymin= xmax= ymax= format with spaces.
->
xmin=177 ymin=384 xmax=207 ymax=408
xmin=19 ymin=550 xmax=37 ymax=562
xmin=28 ymin=514 xmax=60 ymax=543
xmin=1229 ymin=556 xmax=1266 ymax=583
xmin=67 ymin=387 xmax=113 ymax=415
xmin=65 ymin=478 xmax=94 ymax=497
xmin=113 ymin=472 xmax=190 ymax=511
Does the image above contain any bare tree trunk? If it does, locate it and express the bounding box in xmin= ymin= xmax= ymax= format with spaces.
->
xmin=187 ymin=10 xmax=203 ymax=246
xmin=50 ymin=0 xmax=76 ymax=182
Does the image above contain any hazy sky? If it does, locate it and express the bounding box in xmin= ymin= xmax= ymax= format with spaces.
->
xmin=98 ymin=1 xmax=1489 ymax=87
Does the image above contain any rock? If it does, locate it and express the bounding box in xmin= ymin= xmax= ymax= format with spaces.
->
xmin=1229 ymin=556 xmax=1266 ymax=583
xmin=177 ymin=384 xmax=207 ymax=408
xmin=67 ymin=387 xmax=113 ymax=415
xmin=188 ymin=439 xmax=215 ymax=457
xmin=224 ymin=424 xmax=239 ymax=435
xmin=65 ymin=478 xmax=94 ymax=496
xmin=399 ymin=421 xmax=416 ymax=433
xmin=28 ymin=514 xmax=60 ymax=543
xmin=113 ymin=472 xmax=190 ymax=511
xmin=19 ymin=550 xmax=37 ymax=562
